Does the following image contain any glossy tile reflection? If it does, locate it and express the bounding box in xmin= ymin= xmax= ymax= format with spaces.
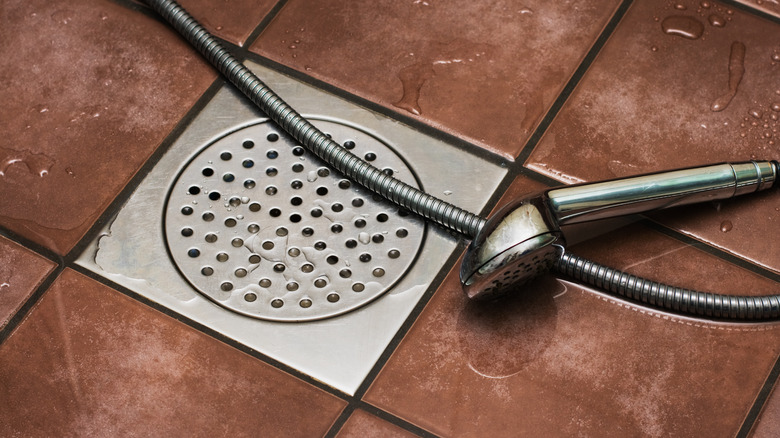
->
xmin=0 ymin=236 xmax=56 ymax=329
xmin=0 ymin=270 xmax=345 ymax=437
xmin=337 ymin=410 xmax=417 ymax=438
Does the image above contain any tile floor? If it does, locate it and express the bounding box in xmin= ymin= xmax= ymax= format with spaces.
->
xmin=1 ymin=0 xmax=778 ymax=436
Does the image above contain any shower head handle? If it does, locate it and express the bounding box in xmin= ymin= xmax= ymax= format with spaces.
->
xmin=461 ymin=160 xmax=778 ymax=300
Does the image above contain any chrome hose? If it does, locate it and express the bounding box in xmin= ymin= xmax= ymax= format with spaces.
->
xmin=143 ymin=0 xmax=779 ymax=320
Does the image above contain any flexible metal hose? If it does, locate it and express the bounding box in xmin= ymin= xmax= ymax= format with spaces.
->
xmin=144 ymin=0 xmax=779 ymax=320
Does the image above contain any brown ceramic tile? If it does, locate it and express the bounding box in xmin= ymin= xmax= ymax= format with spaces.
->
xmin=734 ymin=0 xmax=780 ymax=19
xmin=0 ymin=236 xmax=56 ymax=329
xmin=0 ymin=269 xmax=345 ymax=436
xmin=524 ymin=0 xmax=780 ymax=272
xmin=365 ymin=177 xmax=780 ymax=437
xmin=0 ymin=0 xmax=216 ymax=254
xmin=251 ymin=0 xmax=622 ymax=159
xmin=752 ymin=381 xmax=780 ymax=438
xmin=337 ymin=409 xmax=418 ymax=438
xmin=176 ymin=0 xmax=279 ymax=46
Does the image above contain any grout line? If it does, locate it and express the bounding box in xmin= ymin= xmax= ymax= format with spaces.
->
xmin=0 ymin=266 xmax=63 ymax=346
xmin=352 ymin=241 xmax=468 ymax=400
xmin=62 ymin=79 xmax=225 ymax=265
xmin=0 ymin=228 xmax=64 ymax=266
xmin=357 ymin=401 xmax=440 ymax=438
xmin=68 ymin=263 xmax=354 ymax=401
xmin=242 ymin=0 xmax=290 ymax=48
xmin=737 ymin=352 xmax=780 ymax=438
xmin=322 ymin=404 xmax=357 ymax=438
xmin=720 ymin=0 xmax=780 ymax=25
xmin=513 ymin=0 xmax=635 ymax=168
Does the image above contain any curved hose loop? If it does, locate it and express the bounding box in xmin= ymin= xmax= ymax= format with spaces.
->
xmin=144 ymin=0 xmax=486 ymax=239
xmin=145 ymin=0 xmax=778 ymax=321
xmin=555 ymin=252 xmax=780 ymax=320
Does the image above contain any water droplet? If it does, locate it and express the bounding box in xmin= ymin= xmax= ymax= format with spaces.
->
xmin=307 ymin=170 xmax=318 ymax=182
xmin=708 ymin=14 xmax=725 ymax=27
xmin=358 ymin=232 xmax=370 ymax=244
xmin=750 ymin=109 xmax=763 ymax=119
xmin=772 ymin=53 xmax=780 ymax=63
xmin=674 ymin=3 xmax=687 ymax=10
xmin=700 ymin=1 xmax=711 ymax=8
xmin=661 ymin=16 xmax=704 ymax=40
xmin=710 ymin=41 xmax=745 ymax=112
xmin=720 ymin=220 xmax=733 ymax=232
xmin=443 ymin=190 xmax=453 ymax=196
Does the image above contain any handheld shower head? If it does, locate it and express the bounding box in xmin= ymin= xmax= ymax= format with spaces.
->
xmin=461 ymin=161 xmax=779 ymax=300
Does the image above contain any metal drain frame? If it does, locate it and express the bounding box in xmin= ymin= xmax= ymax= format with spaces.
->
xmin=163 ymin=119 xmax=427 ymax=321
xmin=75 ymin=61 xmax=507 ymax=394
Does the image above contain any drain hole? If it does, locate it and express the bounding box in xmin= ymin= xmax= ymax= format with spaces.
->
xmin=262 ymin=241 xmax=274 ymax=250
xmin=267 ymin=133 xmax=279 ymax=142
xmin=352 ymin=198 xmax=364 ymax=207
xmin=201 ymin=266 xmax=214 ymax=276
xmin=290 ymin=213 xmax=301 ymax=223
xmin=365 ymin=152 xmax=376 ymax=161
xmin=388 ymin=249 xmax=400 ymax=259
xmin=224 ymin=218 xmax=237 ymax=227
xmin=266 ymin=186 xmax=278 ymax=196
xmin=202 ymin=212 xmax=215 ymax=222
xmin=276 ymin=227 xmax=288 ymax=236
xmin=188 ymin=186 xmax=200 ymax=195
xmin=259 ymin=278 xmax=272 ymax=287
xmin=244 ymin=179 xmax=256 ymax=189
xmin=286 ymin=282 xmax=299 ymax=291
xmin=220 ymin=151 xmax=232 ymax=161
xmin=243 ymin=140 xmax=255 ymax=149
xmin=355 ymin=219 xmax=366 ymax=228
xmin=229 ymin=197 xmax=241 ymax=207
xmin=396 ymin=228 xmax=408 ymax=238
xmin=316 ymin=187 xmax=328 ymax=196
xmin=359 ymin=253 xmax=371 ymax=262
xmin=399 ymin=210 xmax=410 ymax=217
xmin=248 ymin=203 xmax=261 ymax=212
xmin=373 ymin=268 xmax=385 ymax=277
xmin=344 ymin=140 xmax=355 ymax=150
xmin=327 ymin=293 xmax=340 ymax=303
xmin=273 ymin=263 xmax=285 ymax=272
xmin=221 ymin=282 xmax=233 ymax=291
xmin=266 ymin=167 xmax=278 ymax=177
xmin=291 ymin=196 xmax=302 ymax=206
xmin=249 ymin=254 xmax=261 ymax=264
xmin=314 ymin=241 xmax=327 ymax=250
xmin=345 ymin=239 xmax=357 ymax=249
xmin=292 ymin=146 xmax=305 ymax=156
xmin=311 ymin=208 xmax=322 ymax=217
xmin=202 ymin=168 xmax=214 ymax=177
xmin=188 ymin=248 xmax=200 ymax=258
xmin=339 ymin=268 xmax=352 ymax=278
xmin=330 ymin=224 xmax=343 ymax=233
xmin=352 ymin=283 xmax=365 ymax=292
xmin=232 ymin=238 xmax=244 ymax=247
xmin=235 ymin=268 xmax=247 ymax=278
xmin=372 ymin=234 xmax=384 ymax=243
xmin=223 ymin=173 xmax=234 ymax=182
xmin=292 ymin=163 xmax=304 ymax=172
xmin=291 ymin=180 xmax=303 ymax=189
xmin=242 ymin=159 xmax=254 ymax=168
xmin=271 ymin=298 xmax=284 ymax=308
xmin=383 ymin=168 xmax=394 ymax=176
xmin=244 ymin=292 xmax=257 ymax=302
xmin=181 ymin=228 xmax=193 ymax=237
xmin=338 ymin=180 xmax=351 ymax=190
xmin=301 ymin=263 xmax=314 ymax=273
xmin=216 ymin=253 xmax=229 ymax=262
xmin=267 ymin=150 xmax=278 ymax=159
xmin=181 ymin=206 xmax=193 ymax=215
xmin=377 ymin=213 xmax=388 ymax=222
xmin=332 ymin=203 xmax=343 ymax=212
xmin=314 ymin=278 xmax=327 ymax=288
xmin=205 ymin=233 xmax=217 ymax=243
xmin=317 ymin=168 xmax=330 ymax=177
xmin=302 ymin=227 xmax=314 ymax=237
xmin=300 ymin=299 xmax=312 ymax=308
xmin=209 ymin=192 xmax=221 ymax=201
xmin=327 ymin=255 xmax=339 ymax=265
xmin=288 ymin=247 xmax=301 ymax=257
xmin=270 ymin=208 xmax=281 ymax=217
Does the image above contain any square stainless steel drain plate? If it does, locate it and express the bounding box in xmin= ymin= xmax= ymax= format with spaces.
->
xmin=76 ymin=62 xmax=505 ymax=394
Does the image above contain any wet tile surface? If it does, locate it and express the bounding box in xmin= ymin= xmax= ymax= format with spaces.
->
xmin=365 ymin=175 xmax=780 ymax=437
xmin=251 ymin=0 xmax=622 ymax=158
xmin=734 ymin=0 xmax=780 ymax=19
xmin=0 ymin=236 xmax=56 ymax=329
xmin=176 ymin=0 xmax=278 ymax=46
xmin=525 ymin=0 xmax=780 ymax=271
xmin=753 ymin=382 xmax=780 ymax=437
xmin=337 ymin=409 xmax=417 ymax=438
xmin=0 ymin=0 xmax=216 ymax=254
xmin=0 ymin=269 xmax=345 ymax=437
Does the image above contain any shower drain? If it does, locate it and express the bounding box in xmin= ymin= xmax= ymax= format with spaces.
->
xmin=164 ymin=120 xmax=425 ymax=321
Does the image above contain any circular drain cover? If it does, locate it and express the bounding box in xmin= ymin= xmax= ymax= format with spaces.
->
xmin=164 ymin=120 xmax=425 ymax=322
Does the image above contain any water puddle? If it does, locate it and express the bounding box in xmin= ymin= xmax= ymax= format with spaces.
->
xmin=661 ymin=15 xmax=704 ymax=39
xmin=0 ymin=147 xmax=55 ymax=178
xmin=710 ymin=41 xmax=745 ymax=112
